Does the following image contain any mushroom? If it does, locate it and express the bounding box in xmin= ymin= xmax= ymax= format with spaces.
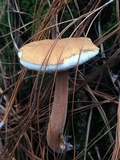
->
xmin=18 ymin=37 xmax=99 ymax=153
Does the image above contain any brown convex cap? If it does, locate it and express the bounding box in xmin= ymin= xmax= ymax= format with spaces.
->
xmin=18 ymin=37 xmax=99 ymax=72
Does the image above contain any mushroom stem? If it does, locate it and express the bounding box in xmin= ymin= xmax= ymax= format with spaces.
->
xmin=47 ymin=71 xmax=68 ymax=153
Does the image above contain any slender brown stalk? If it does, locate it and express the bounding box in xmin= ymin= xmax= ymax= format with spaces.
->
xmin=47 ymin=71 xmax=68 ymax=153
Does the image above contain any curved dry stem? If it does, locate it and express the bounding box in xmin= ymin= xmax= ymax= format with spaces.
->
xmin=47 ymin=71 xmax=68 ymax=153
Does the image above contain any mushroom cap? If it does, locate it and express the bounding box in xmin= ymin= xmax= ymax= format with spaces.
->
xmin=18 ymin=37 xmax=99 ymax=72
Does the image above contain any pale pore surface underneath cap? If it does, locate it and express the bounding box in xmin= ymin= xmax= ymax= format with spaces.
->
xmin=18 ymin=37 xmax=99 ymax=72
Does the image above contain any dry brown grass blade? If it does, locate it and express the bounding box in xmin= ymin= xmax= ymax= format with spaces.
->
xmin=111 ymin=66 xmax=120 ymax=159
xmin=77 ymin=73 xmax=114 ymax=159
xmin=95 ymin=23 xmax=120 ymax=46
xmin=33 ymin=0 xmax=71 ymax=40
xmin=117 ymin=99 xmax=120 ymax=154
xmin=0 ymin=68 xmax=27 ymax=128
xmin=111 ymin=99 xmax=120 ymax=160
xmin=93 ymin=90 xmax=118 ymax=104
xmin=68 ymin=48 xmax=120 ymax=98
